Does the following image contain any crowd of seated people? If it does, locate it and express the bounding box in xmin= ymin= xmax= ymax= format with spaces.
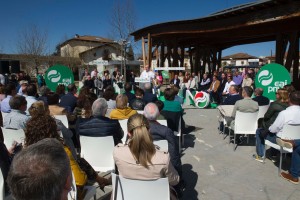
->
xmin=0 ymin=77 xmax=189 ymax=199
xmin=3 ymin=67 xmax=300 ymax=200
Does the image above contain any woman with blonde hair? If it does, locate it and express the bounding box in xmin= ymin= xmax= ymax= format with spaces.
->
xmin=110 ymin=94 xmax=137 ymax=120
xmin=113 ymin=114 xmax=179 ymax=199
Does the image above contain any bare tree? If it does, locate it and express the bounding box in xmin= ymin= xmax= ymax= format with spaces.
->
xmin=16 ymin=24 xmax=48 ymax=75
xmin=109 ymin=0 xmax=136 ymax=42
xmin=109 ymin=0 xmax=138 ymax=81
xmin=16 ymin=24 xmax=48 ymax=56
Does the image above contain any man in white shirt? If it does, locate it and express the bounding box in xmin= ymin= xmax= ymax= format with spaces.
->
xmin=254 ymin=91 xmax=300 ymax=172
xmin=140 ymin=65 xmax=155 ymax=90
xmin=222 ymin=74 xmax=235 ymax=95
xmin=91 ymin=68 xmax=98 ymax=79
xmin=183 ymin=76 xmax=196 ymax=99
xmin=140 ymin=65 xmax=155 ymax=81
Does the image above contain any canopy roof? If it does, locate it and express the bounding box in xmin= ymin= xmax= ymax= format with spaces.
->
xmin=131 ymin=0 xmax=300 ymax=49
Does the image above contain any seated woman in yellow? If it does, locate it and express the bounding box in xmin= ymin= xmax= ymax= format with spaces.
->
xmin=110 ymin=94 xmax=137 ymax=120
xmin=113 ymin=114 xmax=180 ymax=199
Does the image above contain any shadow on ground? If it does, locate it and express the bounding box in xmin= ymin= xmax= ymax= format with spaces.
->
xmin=181 ymin=164 xmax=198 ymax=200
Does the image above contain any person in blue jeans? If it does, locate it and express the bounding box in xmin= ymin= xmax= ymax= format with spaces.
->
xmin=253 ymin=91 xmax=300 ymax=184
xmin=253 ymin=88 xmax=289 ymax=162
xmin=276 ymin=139 xmax=300 ymax=184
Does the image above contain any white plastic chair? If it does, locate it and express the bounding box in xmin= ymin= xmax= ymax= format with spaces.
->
xmin=157 ymin=120 xmax=167 ymax=127
xmin=119 ymin=119 xmax=128 ymax=144
xmin=175 ymin=117 xmax=183 ymax=152
xmin=0 ymin=168 xmax=4 ymax=200
xmin=1 ymin=128 xmax=25 ymax=148
xmin=68 ymin=172 xmax=96 ymax=200
xmin=0 ymin=168 xmax=12 ymax=200
xmin=111 ymin=173 xmax=170 ymax=200
xmin=53 ymin=115 xmax=69 ymax=129
xmin=1 ymin=112 xmax=8 ymax=121
xmin=153 ymin=140 xmax=168 ymax=151
xmin=229 ymin=111 xmax=258 ymax=151
xmin=80 ymin=136 xmax=115 ymax=172
xmin=264 ymin=124 xmax=300 ymax=176
xmin=257 ymin=105 xmax=269 ymax=119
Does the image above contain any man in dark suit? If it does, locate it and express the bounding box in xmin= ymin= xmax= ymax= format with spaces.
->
xmin=170 ymin=74 xmax=180 ymax=88
xmin=143 ymin=103 xmax=183 ymax=195
xmin=59 ymin=83 xmax=77 ymax=112
xmin=77 ymin=98 xmax=123 ymax=145
xmin=142 ymin=83 xmax=158 ymax=105
xmin=222 ymin=85 xmax=242 ymax=105
xmin=252 ymin=88 xmax=270 ymax=106
xmin=218 ymin=73 xmax=227 ymax=103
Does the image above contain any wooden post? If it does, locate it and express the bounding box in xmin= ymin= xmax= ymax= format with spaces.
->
xmin=275 ymin=34 xmax=288 ymax=65
xmin=148 ymin=33 xmax=152 ymax=68
xmin=292 ymin=33 xmax=299 ymax=88
xmin=160 ymin=43 xmax=165 ymax=67
xmin=142 ymin=37 xmax=146 ymax=67
xmin=217 ymin=49 xmax=222 ymax=70
xmin=285 ymin=32 xmax=297 ymax=72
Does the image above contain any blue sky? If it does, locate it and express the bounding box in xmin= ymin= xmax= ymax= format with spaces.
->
xmin=0 ymin=0 xmax=274 ymax=57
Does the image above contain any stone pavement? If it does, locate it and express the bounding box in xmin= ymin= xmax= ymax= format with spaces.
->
xmin=180 ymin=108 xmax=299 ymax=200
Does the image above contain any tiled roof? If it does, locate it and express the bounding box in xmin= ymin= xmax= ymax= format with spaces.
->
xmin=222 ymin=53 xmax=257 ymax=60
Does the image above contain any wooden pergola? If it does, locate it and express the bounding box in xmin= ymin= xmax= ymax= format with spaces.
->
xmin=131 ymin=0 xmax=300 ymax=86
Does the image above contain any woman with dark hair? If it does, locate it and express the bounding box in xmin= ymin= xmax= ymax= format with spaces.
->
xmin=113 ymin=114 xmax=179 ymax=199
xmin=55 ymin=84 xmax=66 ymax=99
xmin=47 ymin=92 xmax=67 ymax=115
xmin=25 ymin=101 xmax=111 ymax=198
xmin=163 ymin=88 xmax=182 ymax=112
xmin=74 ymin=87 xmax=97 ymax=118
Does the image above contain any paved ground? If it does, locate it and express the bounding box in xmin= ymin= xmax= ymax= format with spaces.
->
xmin=180 ymin=107 xmax=299 ymax=200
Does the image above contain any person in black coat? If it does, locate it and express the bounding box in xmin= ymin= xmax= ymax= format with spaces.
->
xmin=170 ymin=74 xmax=180 ymax=88
xmin=59 ymin=83 xmax=78 ymax=112
xmin=218 ymin=73 xmax=227 ymax=104
xmin=252 ymin=88 xmax=270 ymax=106
xmin=76 ymin=98 xmax=124 ymax=145
xmin=143 ymin=83 xmax=158 ymax=105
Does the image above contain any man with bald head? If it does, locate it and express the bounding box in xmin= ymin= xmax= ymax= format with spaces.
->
xmin=143 ymin=82 xmax=158 ymax=104
xmin=252 ymin=88 xmax=270 ymax=106
xmin=144 ymin=103 xmax=182 ymax=177
xmin=144 ymin=103 xmax=183 ymax=195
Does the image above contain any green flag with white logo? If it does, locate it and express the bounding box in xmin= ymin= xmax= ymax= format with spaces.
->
xmin=45 ymin=65 xmax=74 ymax=91
xmin=255 ymin=63 xmax=291 ymax=100
xmin=161 ymin=70 xmax=169 ymax=79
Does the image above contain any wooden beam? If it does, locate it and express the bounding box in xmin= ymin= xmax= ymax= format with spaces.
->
xmin=285 ymin=32 xmax=298 ymax=71
xmin=142 ymin=37 xmax=146 ymax=67
xmin=148 ymin=33 xmax=152 ymax=68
